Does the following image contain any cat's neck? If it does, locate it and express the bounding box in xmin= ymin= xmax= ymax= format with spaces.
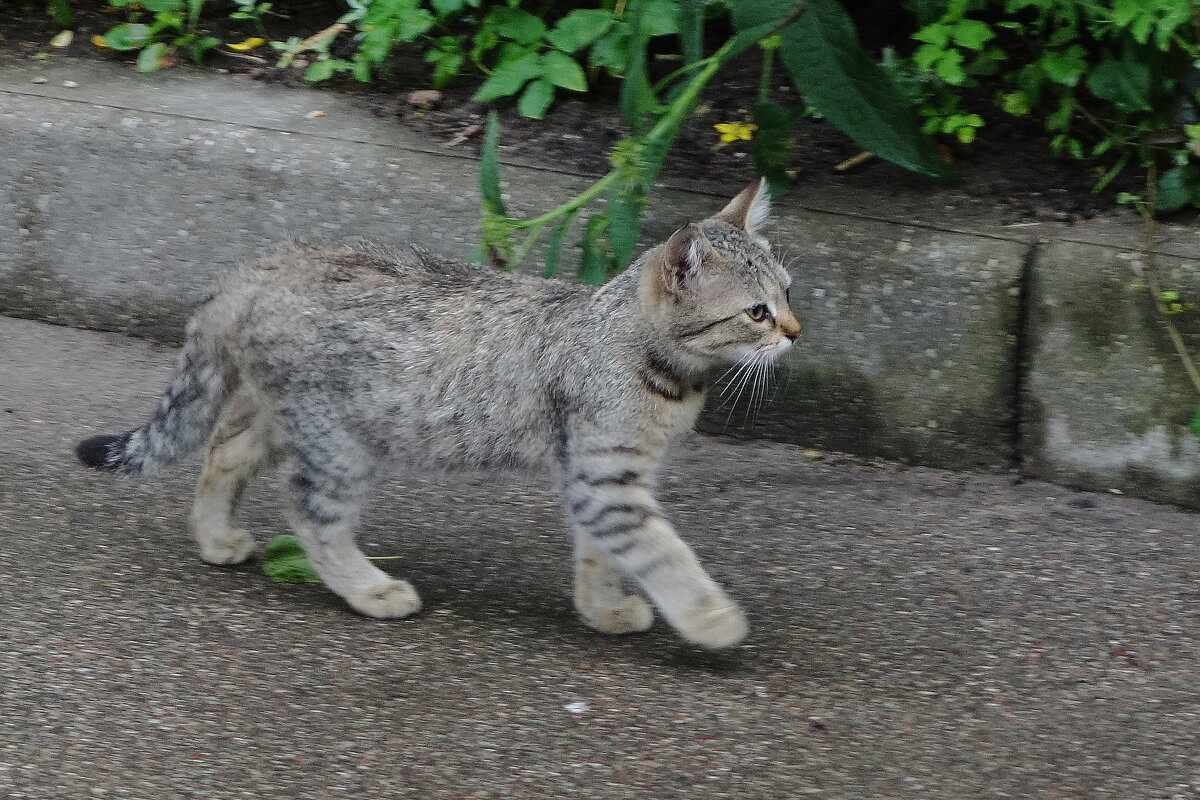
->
xmin=589 ymin=260 xmax=711 ymax=382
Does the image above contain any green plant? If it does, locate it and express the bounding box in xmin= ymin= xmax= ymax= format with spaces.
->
xmin=1116 ymin=166 xmax=1200 ymax=440
xmin=229 ymin=0 xmax=273 ymax=33
xmin=475 ymin=0 xmax=950 ymax=284
xmin=285 ymin=0 xmax=685 ymax=118
xmin=47 ymin=0 xmax=74 ymax=26
xmin=99 ymin=0 xmax=220 ymax=72
xmin=897 ymin=1 xmax=1200 ymax=197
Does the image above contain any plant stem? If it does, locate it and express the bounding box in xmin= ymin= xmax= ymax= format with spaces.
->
xmin=1139 ymin=160 xmax=1200 ymax=396
xmin=514 ymin=171 xmax=620 ymax=230
xmin=511 ymin=3 xmax=807 ymax=235
xmin=758 ymin=46 xmax=774 ymax=106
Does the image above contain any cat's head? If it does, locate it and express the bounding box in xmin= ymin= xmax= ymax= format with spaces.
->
xmin=640 ymin=179 xmax=800 ymax=370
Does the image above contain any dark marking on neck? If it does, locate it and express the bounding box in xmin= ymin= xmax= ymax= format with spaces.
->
xmin=642 ymin=375 xmax=684 ymax=402
xmin=640 ymin=349 xmax=688 ymax=402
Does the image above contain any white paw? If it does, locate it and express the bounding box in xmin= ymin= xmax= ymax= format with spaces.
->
xmin=347 ymin=579 xmax=422 ymax=619
xmin=673 ymin=599 xmax=748 ymax=649
xmin=578 ymin=594 xmax=655 ymax=635
xmin=197 ymin=529 xmax=257 ymax=565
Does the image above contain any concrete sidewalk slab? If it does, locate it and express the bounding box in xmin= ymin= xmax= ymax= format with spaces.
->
xmin=3 ymin=315 xmax=1198 ymax=798
xmin=1025 ymin=241 xmax=1200 ymax=506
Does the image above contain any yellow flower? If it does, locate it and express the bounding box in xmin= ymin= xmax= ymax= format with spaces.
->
xmin=713 ymin=121 xmax=758 ymax=143
xmin=226 ymin=37 xmax=266 ymax=52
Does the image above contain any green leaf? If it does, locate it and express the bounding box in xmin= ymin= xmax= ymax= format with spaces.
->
xmin=141 ymin=0 xmax=185 ymax=11
xmin=1000 ymin=90 xmax=1030 ymax=116
xmin=262 ymin=535 xmax=322 ymax=584
xmin=1190 ymin=406 xmax=1200 ymax=439
xmin=1156 ymin=165 xmax=1200 ymax=213
xmin=779 ymin=0 xmax=950 ymax=179
xmin=752 ymin=101 xmax=804 ymax=195
xmin=351 ymin=56 xmax=373 ymax=82
xmin=431 ymin=0 xmax=467 ymax=16
xmin=620 ymin=0 xmax=651 ymax=134
xmin=488 ymin=7 xmax=547 ymax=46
xmin=933 ymin=49 xmax=966 ymax=84
xmin=104 ymin=23 xmax=152 ymax=51
xmin=1039 ymin=46 xmax=1087 ymax=86
xmin=589 ymin=26 xmax=631 ymax=73
xmin=47 ymin=0 xmax=74 ymax=27
xmin=517 ymin=78 xmax=555 ymax=118
xmin=546 ymin=9 xmax=613 ymax=53
xmin=543 ymin=211 xmax=578 ymax=278
xmin=727 ymin=0 xmax=793 ymax=55
xmin=1085 ymin=57 xmax=1152 ymax=114
xmin=189 ymin=36 xmax=220 ymax=66
xmin=479 ymin=110 xmax=507 ymax=216
xmin=641 ymin=0 xmax=680 ymax=37
xmin=541 ymin=50 xmax=587 ymax=92
xmin=306 ymin=59 xmax=337 ymax=82
xmin=678 ymin=0 xmax=703 ymax=64
xmin=950 ymin=19 xmax=994 ymax=50
xmin=912 ymin=43 xmax=943 ymax=72
xmin=473 ymin=52 xmax=541 ymax=101
xmin=428 ymin=49 xmax=465 ymax=89
xmin=578 ymin=214 xmax=610 ymax=285
xmin=912 ymin=23 xmax=950 ymax=48
xmin=136 ymin=42 xmax=169 ymax=73
xmin=607 ymin=185 xmax=644 ymax=272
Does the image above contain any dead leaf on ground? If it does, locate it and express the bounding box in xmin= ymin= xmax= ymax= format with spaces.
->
xmin=49 ymin=30 xmax=74 ymax=48
xmin=444 ymin=123 xmax=483 ymax=147
xmin=226 ymin=37 xmax=266 ymax=52
xmin=407 ymin=89 xmax=443 ymax=109
xmin=303 ymin=110 xmax=327 ymax=119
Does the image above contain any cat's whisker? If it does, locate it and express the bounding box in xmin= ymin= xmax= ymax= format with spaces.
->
xmin=721 ymin=351 xmax=764 ymax=426
xmin=717 ymin=353 xmax=759 ymax=401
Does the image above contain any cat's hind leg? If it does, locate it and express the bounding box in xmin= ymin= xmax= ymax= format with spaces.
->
xmin=190 ymin=390 xmax=277 ymax=565
xmin=283 ymin=440 xmax=420 ymax=619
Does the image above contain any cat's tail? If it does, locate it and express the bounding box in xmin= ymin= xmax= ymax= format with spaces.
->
xmin=75 ymin=320 xmax=229 ymax=478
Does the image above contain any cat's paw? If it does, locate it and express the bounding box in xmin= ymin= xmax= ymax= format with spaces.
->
xmin=672 ymin=599 xmax=748 ymax=649
xmin=197 ymin=528 xmax=257 ymax=565
xmin=347 ymin=579 xmax=422 ymax=619
xmin=578 ymin=594 xmax=655 ymax=635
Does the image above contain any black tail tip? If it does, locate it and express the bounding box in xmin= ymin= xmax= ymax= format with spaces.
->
xmin=75 ymin=434 xmax=126 ymax=470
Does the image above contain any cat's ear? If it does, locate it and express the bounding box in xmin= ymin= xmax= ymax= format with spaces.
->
xmin=716 ymin=177 xmax=771 ymax=235
xmin=655 ymin=224 xmax=708 ymax=298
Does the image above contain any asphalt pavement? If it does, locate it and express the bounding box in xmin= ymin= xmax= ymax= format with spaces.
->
xmin=2 ymin=315 xmax=1198 ymax=799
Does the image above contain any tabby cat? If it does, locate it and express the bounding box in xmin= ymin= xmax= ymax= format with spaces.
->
xmin=76 ymin=179 xmax=800 ymax=649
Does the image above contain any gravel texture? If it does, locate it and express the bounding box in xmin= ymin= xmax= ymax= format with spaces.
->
xmin=2 ymin=315 xmax=1198 ymax=799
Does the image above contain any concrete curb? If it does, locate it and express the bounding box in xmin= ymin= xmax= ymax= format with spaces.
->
xmin=4 ymin=56 xmax=1200 ymax=505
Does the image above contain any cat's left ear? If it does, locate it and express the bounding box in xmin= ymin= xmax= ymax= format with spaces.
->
xmin=716 ymin=177 xmax=771 ymax=236
xmin=654 ymin=223 xmax=709 ymax=299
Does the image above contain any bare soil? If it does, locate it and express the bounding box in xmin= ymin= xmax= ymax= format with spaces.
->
xmin=0 ymin=1 xmax=1168 ymax=225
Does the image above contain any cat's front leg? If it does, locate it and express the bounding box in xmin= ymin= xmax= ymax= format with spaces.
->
xmin=563 ymin=448 xmax=747 ymax=649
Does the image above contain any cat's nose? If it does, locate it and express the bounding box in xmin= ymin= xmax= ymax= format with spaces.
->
xmin=780 ymin=317 xmax=801 ymax=341
xmin=784 ymin=328 xmax=800 ymax=342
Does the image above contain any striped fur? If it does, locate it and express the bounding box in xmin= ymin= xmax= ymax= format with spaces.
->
xmin=75 ymin=179 xmax=800 ymax=649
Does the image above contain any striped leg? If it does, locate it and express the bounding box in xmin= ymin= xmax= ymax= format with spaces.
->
xmin=190 ymin=391 xmax=275 ymax=565
xmin=563 ymin=447 xmax=747 ymax=649
xmin=573 ymin=531 xmax=654 ymax=635
xmin=283 ymin=438 xmax=420 ymax=619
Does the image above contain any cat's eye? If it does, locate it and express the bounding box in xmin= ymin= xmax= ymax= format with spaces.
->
xmin=746 ymin=304 xmax=771 ymax=322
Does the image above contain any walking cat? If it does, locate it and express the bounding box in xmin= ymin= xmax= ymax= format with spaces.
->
xmin=76 ymin=179 xmax=800 ymax=649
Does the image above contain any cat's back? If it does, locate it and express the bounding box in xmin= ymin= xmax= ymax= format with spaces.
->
xmin=232 ymin=239 xmax=580 ymax=310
